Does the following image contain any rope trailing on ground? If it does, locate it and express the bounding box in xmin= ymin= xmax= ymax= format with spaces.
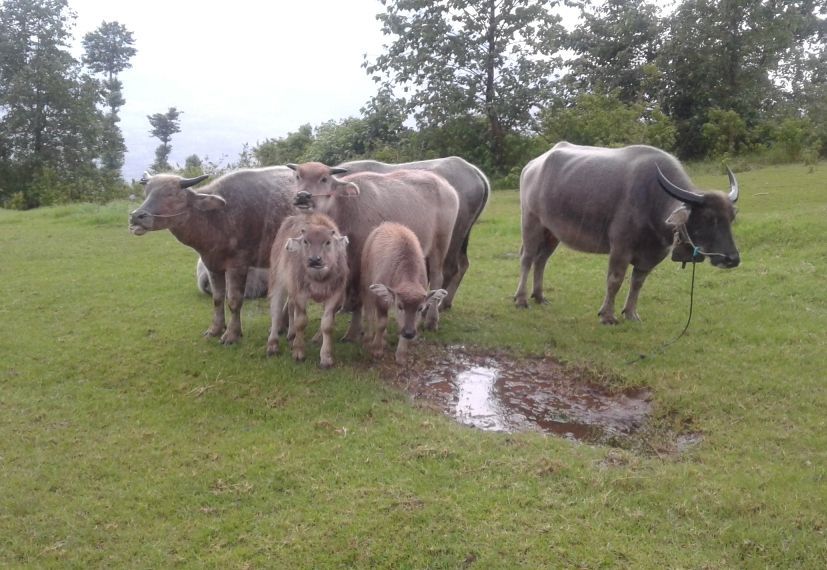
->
xmin=625 ymin=251 xmax=698 ymax=366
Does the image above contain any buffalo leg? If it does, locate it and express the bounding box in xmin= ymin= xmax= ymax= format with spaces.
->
xmin=319 ymin=291 xmax=344 ymax=369
xmin=515 ymin=216 xmax=554 ymax=307
xmin=439 ymin=239 xmax=464 ymax=310
xmin=291 ymin=296 xmax=309 ymax=362
xmin=598 ymin=252 xmax=630 ymax=325
xmin=371 ymin=306 xmax=389 ymax=359
xmin=220 ymin=267 xmax=247 ymax=345
xmin=424 ymin=252 xmax=445 ymax=331
xmin=266 ymin=286 xmax=287 ymax=356
xmin=204 ymin=270 xmax=227 ymax=337
xmin=621 ymin=266 xmax=650 ymax=322
xmin=343 ymin=303 xmax=363 ymax=342
xmin=531 ymin=229 xmax=560 ymax=304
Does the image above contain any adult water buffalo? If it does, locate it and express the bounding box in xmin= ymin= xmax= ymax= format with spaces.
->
xmin=287 ymin=162 xmax=458 ymax=339
xmin=129 ymin=167 xmax=296 ymax=343
xmin=514 ymin=142 xmax=740 ymax=324
xmin=338 ymin=157 xmax=490 ymax=309
xmin=196 ymin=257 xmax=268 ymax=299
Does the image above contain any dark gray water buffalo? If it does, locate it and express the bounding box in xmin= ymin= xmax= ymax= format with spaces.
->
xmin=196 ymin=257 xmax=268 ymax=299
xmin=514 ymin=142 xmax=740 ymax=324
xmin=129 ymin=167 xmax=296 ymax=343
xmin=338 ymin=157 xmax=490 ymax=309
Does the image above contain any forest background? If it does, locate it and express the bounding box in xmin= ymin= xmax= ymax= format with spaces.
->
xmin=1 ymin=0 xmax=824 ymax=209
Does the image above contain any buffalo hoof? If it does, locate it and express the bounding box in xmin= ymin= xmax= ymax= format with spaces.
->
xmin=599 ymin=313 xmax=619 ymax=325
xmin=622 ymin=310 xmax=641 ymax=322
xmin=219 ymin=334 xmax=240 ymax=345
xmin=372 ymin=349 xmax=384 ymax=360
xmin=292 ymin=349 xmax=305 ymax=362
xmin=266 ymin=343 xmax=280 ymax=357
xmin=514 ymin=297 xmax=529 ymax=309
xmin=203 ymin=326 xmax=225 ymax=338
xmin=532 ymin=295 xmax=549 ymax=305
xmin=319 ymin=358 xmax=334 ymax=369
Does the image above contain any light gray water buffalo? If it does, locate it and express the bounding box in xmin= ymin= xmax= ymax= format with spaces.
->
xmin=267 ymin=212 xmax=349 ymax=367
xmin=514 ymin=142 xmax=740 ymax=324
xmin=362 ymin=222 xmax=447 ymax=364
xmin=339 ymin=157 xmax=490 ymax=310
xmin=128 ymin=167 xmax=296 ymax=343
xmin=196 ymin=257 xmax=268 ymax=299
xmin=287 ymin=162 xmax=459 ymax=339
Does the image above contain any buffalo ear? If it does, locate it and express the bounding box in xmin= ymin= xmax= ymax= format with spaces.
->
xmin=336 ymin=235 xmax=350 ymax=249
xmin=665 ymin=205 xmax=691 ymax=227
xmin=426 ymin=289 xmax=448 ymax=307
xmin=369 ymin=283 xmax=394 ymax=305
xmin=337 ymin=181 xmax=360 ymax=197
xmin=285 ymin=238 xmax=301 ymax=253
xmin=191 ymin=191 xmax=226 ymax=211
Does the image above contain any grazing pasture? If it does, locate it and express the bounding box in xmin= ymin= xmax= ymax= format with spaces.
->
xmin=1 ymin=163 xmax=825 ymax=567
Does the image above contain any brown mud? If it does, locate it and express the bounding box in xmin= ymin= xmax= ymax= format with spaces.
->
xmin=370 ymin=344 xmax=654 ymax=445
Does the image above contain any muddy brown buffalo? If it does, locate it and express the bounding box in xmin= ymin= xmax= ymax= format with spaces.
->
xmin=362 ymin=222 xmax=447 ymax=364
xmin=128 ymin=167 xmax=296 ymax=343
xmin=287 ymin=162 xmax=458 ymax=340
xmin=515 ymin=142 xmax=740 ymax=324
xmin=266 ymin=213 xmax=349 ymax=368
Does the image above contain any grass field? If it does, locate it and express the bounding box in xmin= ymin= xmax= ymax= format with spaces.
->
xmin=1 ymin=163 xmax=825 ymax=568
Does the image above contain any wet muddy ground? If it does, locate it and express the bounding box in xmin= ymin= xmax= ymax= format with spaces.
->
xmin=371 ymin=344 xmax=654 ymax=446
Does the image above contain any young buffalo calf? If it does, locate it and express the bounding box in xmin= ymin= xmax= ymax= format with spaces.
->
xmin=362 ymin=222 xmax=447 ymax=364
xmin=267 ymin=213 xmax=348 ymax=368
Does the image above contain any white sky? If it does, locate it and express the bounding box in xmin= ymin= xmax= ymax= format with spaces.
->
xmin=69 ymin=0 xmax=388 ymax=180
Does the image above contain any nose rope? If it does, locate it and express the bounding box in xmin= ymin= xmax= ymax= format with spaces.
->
xmin=133 ymin=210 xmax=188 ymax=219
xmin=677 ymin=225 xmax=727 ymax=258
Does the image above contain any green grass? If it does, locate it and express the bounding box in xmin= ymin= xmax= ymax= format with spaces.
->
xmin=1 ymin=163 xmax=825 ymax=568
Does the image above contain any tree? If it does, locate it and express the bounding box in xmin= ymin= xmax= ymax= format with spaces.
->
xmin=254 ymin=124 xmax=314 ymax=166
xmin=0 ymin=0 xmax=120 ymax=208
xmin=656 ymin=0 xmax=825 ymax=158
xmin=82 ymin=21 xmax=136 ymax=172
xmin=365 ymin=0 xmax=565 ymax=174
xmin=565 ymin=0 xmax=662 ymax=104
xmin=148 ymin=107 xmax=182 ymax=172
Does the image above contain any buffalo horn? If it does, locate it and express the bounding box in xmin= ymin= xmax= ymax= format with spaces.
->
xmin=330 ymin=167 xmax=348 ymax=175
xmin=656 ymin=165 xmax=705 ymax=205
xmin=286 ymin=163 xmax=298 ymax=171
xmin=179 ymin=174 xmax=210 ymax=189
xmin=139 ymin=171 xmax=150 ymax=185
xmin=726 ymin=166 xmax=739 ymax=203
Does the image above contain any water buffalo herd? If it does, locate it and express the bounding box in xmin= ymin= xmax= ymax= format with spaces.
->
xmin=129 ymin=143 xmax=741 ymax=367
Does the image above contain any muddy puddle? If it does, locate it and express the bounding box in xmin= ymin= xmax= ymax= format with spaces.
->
xmin=376 ymin=345 xmax=652 ymax=444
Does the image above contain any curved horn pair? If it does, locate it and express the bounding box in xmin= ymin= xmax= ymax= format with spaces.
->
xmin=285 ymin=163 xmax=348 ymax=175
xmin=657 ymin=164 xmax=739 ymax=205
xmin=179 ymin=174 xmax=210 ymax=189
xmin=656 ymin=165 xmax=705 ymax=205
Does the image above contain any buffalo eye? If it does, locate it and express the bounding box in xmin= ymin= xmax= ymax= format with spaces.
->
xmin=324 ymin=240 xmax=331 ymax=247
xmin=397 ymin=303 xmax=404 ymax=311
xmin=321 ymin=176 xmax=328 ymax=183
xmin=302 ymin=239 xmax=309 ymax=246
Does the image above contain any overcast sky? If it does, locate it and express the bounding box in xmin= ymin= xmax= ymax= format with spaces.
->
xmin=69 ymin=0 xmax=388 ymax=180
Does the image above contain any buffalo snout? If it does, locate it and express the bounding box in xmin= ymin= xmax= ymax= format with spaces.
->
xmin=716 ymin=253 xmax=740 ymax=268
xmin=294 ymin=192 xmax=313 ymax=209
xmin=401 ymin=329 xmax=416 ymax=340
xmin=307 ymin=255 xmax=323 ymax=268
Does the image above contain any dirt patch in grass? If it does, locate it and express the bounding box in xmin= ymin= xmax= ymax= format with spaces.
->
xmin=368 ymin=344 xmax=654 ymax=446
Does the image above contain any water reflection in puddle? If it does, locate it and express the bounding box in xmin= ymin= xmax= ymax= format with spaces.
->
xmin=390 ymin=346 xmax=651 ymax=443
